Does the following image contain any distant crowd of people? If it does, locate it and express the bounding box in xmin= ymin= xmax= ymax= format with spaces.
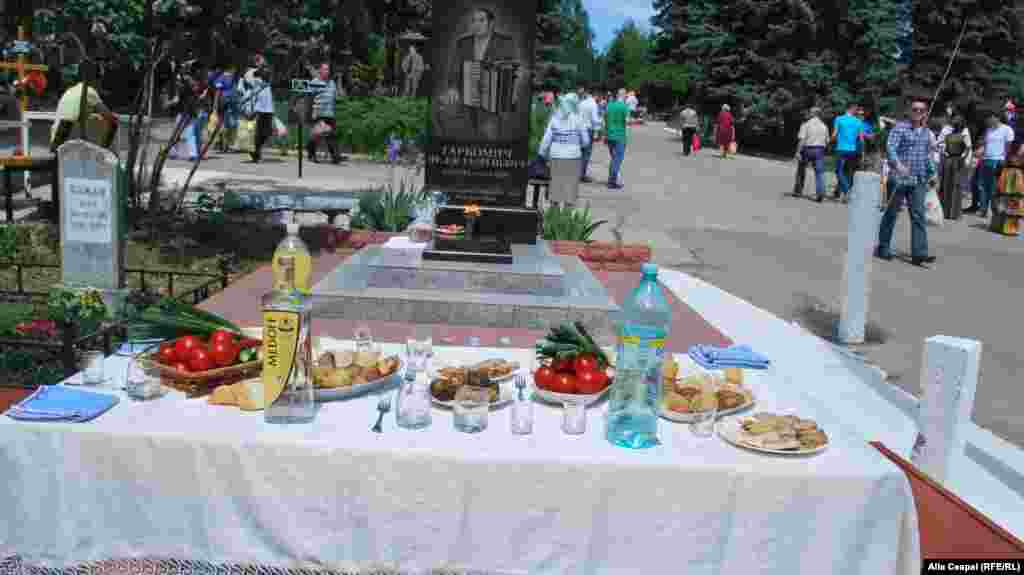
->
xmin=535 ymin=86 xmax=643 ymax=206
xmin=159 ymin=52 xmax=342 ymax=164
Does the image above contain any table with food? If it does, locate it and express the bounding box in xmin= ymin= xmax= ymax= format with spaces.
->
xmin=0 ymin=260 xmax=920 ymax=574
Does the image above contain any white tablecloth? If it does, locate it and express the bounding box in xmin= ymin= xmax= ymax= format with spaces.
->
xmin=0 ymin=343 xmax=919 ymax=575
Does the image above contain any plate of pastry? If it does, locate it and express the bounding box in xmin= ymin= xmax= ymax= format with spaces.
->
xmin=717 ymin=412 xmax=830 ymax=455
xmin=659 ymin=373 xmax=755 ymax=423
xmin=311 ymin=349 xmax=403 ymax=402
xmin=429 ymin=361 xmax=517 ymax=409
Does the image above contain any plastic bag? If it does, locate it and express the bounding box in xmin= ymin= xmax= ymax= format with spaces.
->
xmin=235 ymin=118 xmax=256 ymax=152
xmin=925 ymin=183 xmax=944 ymax=227
xmin=273 ymin=116 xmax=288 ymax=138
xmin=728 ymin=141 xmax=738 ymax=154
xmin=692 ymin=133 xmax=701 ymax=152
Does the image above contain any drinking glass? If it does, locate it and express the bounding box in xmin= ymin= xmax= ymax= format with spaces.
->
xmin=354 ymin=324 xmax=375 ymax=354
xmin=561 ymin=398 xmax=587 ymax=435
xmin=453 ymin=385 xmax=490 ymax=433
xmin=405 ymin=326 xmax=433 ymax=377
xmin=124 ymin=357 xmax=168 ymax=401
xmin=690 ymin=372 xmax=722 ymax=438
xmin=81 ymin=351 xmax=105 ymax=386
xmin=396 ymin=371 xmax=432 ymax=430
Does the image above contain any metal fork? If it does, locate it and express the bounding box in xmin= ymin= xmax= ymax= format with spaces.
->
xmin=371 ymin=395 xmax=392 ymax=433
xmin=515 ymin=374 xmax=527 ymax=402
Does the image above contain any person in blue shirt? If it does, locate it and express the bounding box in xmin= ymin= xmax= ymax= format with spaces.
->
xmin=212 ymin=66 xmax=239 ymax=153
xmin=831 ymin=102 xmax=865 ymax=201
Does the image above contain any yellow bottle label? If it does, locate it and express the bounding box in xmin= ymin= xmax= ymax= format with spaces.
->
xmin=262 ymin=310 xmax=302 ymax=406
xmin=619 ymin=336 xmax=665 ymax=348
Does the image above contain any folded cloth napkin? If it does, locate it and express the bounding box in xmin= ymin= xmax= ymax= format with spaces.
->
xmin=688 ymin=344 xmax=771 ymax=370
xmin=6 ymin=385 xmax=120 ymax=423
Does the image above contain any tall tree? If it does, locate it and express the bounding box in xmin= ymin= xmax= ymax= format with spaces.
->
xmin=910 ymin=0 xmax=1024 ymax=119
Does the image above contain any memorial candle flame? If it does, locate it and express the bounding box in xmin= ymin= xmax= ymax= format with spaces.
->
xmin=463 ymin=204 xmax=481 ymax=217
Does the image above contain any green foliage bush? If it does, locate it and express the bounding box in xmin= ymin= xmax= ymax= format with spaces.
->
xmin=333 ymin=97 xmax=429 ymax=155
xmin=529 ymin=104 xmax=553 ymax=158
xmin=350 ymin=181 xmax=429 ymax=232
xmin=542 ymin=204 xmax=607 ymax=242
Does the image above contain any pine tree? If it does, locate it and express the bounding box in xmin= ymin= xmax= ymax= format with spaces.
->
xmin=910 ymin=0 xmax=1024 ymax=119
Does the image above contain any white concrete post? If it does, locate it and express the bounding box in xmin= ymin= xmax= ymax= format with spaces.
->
xmin=838 ymin=171 xmax=881 ymax=344
xmin=912 ymin=336 xmax=982 ymax=483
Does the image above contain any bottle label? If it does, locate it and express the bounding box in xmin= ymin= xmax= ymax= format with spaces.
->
xmin=618 ymin=334 xmax=666 ymax=406
xmin=262 ymin=310 xmax=302 ymax=406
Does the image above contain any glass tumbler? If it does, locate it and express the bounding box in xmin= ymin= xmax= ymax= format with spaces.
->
xmin=453 ymin=385 xmax=490 ymax=433
xmin=561 ymin=398 xmax=587 ymax=435
xmin=81 ymin=351 xmax=105 ymax=386
xmin=396 ymin=371 xmax=432 ymax=430
xmin=689 ymin=371 xmax=722 ymax=438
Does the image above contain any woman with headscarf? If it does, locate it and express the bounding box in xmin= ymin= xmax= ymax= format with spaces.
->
xmin=539 ymin=93 xmax=590 ymax=207
xmin=715 ymin=104 xmax=735 ymax=159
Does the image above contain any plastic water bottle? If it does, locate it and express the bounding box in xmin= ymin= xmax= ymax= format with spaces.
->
xmin=606 ymin=263 xmax=672 ymax=449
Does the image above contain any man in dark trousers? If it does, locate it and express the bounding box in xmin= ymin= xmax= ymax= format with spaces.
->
xmin=242 ymin=52 xmax=274 ymax=163
xmin=680 ymin=103 xmax=699 ymax=156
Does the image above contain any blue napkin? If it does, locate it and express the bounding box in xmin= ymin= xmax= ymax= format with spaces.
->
xmin=688 ymin=344 xmax=771 ymax=370
xmin=6 ymin=385 xmax=120 ymax=423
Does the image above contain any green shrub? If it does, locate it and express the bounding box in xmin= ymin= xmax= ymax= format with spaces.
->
xmin=542 ymin=204 xmax=607 ymax=242
xmin=529 ymin=104 xmax=553 ymax=158
xmin=333 ymin=97 xmax=429 ymax=155
xmin=350 ymin=180 xmax=429 ymax=232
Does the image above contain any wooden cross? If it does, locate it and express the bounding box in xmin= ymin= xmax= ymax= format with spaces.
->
xmin=0 ymin=26 xmax=49 ymax=157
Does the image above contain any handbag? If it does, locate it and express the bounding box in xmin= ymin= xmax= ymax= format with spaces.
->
xmin=925 ymin=183 xmax=945 ymax=227
xmin=692 ymin=133 xmax=701 ymax=152
xmin=728 ymin=141 xmax=737 ymax=154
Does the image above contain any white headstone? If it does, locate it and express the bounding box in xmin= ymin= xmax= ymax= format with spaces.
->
xmin=58 ymin=140 xmax=123 ymax=290
xmin=912 ymin=336 xmax=982 ymax=483
xmin=838 ymin=172 xmax=881 ymax=344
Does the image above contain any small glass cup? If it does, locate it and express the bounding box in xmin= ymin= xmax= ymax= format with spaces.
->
xmin=511 ymin=378 xmax=534 ymax=435
xmin=396 ymin=371 xmax=432 ymax=430
xmin=406 ymin=326 xmax=433 ymax=376
xmin=562 ymin=399 xmax=587 ymax=435
xmin=354 ymin=324 xmax=374 ymax=354
xmin=125 ymin=357 xmax=168 ymax=401
xmin=689 ymin=372 xmax=721 ymax=438
xmin=81 ymin=351 xmax=105 ymax=386
xmin=453 ymin=384 xmax=490 ymax=433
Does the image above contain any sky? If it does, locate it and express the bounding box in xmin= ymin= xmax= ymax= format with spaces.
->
xmin=583 ymin=0 xmax=655 ymax=52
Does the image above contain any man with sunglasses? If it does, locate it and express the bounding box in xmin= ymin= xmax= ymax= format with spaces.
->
xmin=876 ymin=95 xmax=937 ymax=267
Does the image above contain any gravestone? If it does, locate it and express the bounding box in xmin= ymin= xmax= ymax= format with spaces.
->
xmin=58 ymin=140 xmax=123 ymax=290
xmin=423 ymin=0 xmax=540 ymax=263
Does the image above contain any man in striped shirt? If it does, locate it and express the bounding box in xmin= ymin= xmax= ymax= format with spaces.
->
xmin=876 ymin=95 xmax=937 ymax=267
xmin=306 ymin=62 xmax=341 ymax=164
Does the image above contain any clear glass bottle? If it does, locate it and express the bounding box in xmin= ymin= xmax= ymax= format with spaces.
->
xmin=272 ymin=214 xmax=313 ymax=294
xmin=606 ymin=263 xmax=672 ymax=449
xmin=262 ymin=255 xmax=316 ymax=424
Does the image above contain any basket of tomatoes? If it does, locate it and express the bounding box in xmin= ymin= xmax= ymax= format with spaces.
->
xmin=140 ymin=330 xmax=263 ymax=396
xmin=533 ymin=322 xmax=614 ymax=405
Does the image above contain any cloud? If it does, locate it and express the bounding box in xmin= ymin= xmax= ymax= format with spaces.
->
xmin=585 ymin=0 xmax=655 ymax=50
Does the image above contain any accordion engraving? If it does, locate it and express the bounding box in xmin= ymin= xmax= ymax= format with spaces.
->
xmin=463 ymin=60 xmax=518 ymax=114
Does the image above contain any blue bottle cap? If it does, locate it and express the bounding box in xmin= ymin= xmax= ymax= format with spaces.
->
xmin=641 ymin=263 xmax=658 ymax=277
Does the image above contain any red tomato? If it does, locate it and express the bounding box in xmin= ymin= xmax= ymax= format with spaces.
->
xmin=209 ymin=330 xmax=237 ymax=347
xmin=534 ymin=366 xmax=557 ymax=390
xmin=576 ymin=369 xmax=609 ymax=394
xmin=175 ymin=336 xmax=202 ymax=359
xmin=188 ymin=348 xmax=214 ymax=372
xmin=173 ymin=362 xmax=190 ymax=374
xmin=157 ymin=344 xmax=178 ymax=365
xmin=209 ymin=340 xmax=239 ymax=367
xmin=551 ymin=358 xmax=574 ymax=373
xmin=549 ymin=372 xmax=577 ymax=394
xmin=573 ymin=354 xmax=599 ymax=375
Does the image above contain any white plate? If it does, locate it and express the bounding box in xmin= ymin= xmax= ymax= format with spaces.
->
xmin=658 ymin=394 xmax=756 ymax=424
xmin=532 ymin=385 xmax=610 ymax=406
xmin=431 ymin=379 xmax=516 ymax=410
xmin=314 ymin=358 xmax=403 ymax=402
xmin=716 ymin=418 xmax=829 ymax=456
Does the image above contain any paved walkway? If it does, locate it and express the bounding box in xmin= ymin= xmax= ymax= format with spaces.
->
xmin=579 ymin=123 xmax=1024 ymax=447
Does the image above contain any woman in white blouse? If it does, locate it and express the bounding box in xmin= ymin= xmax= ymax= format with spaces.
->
xmin=539 ymin=93 xmax=591 ymax=207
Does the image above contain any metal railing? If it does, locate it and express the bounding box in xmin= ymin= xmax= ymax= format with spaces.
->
xmin=0 ymin=261 xmax=231 ymax=305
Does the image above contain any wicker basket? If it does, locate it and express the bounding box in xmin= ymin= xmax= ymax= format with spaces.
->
xmin=137 ymin=344 xmax=263 ymax=398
